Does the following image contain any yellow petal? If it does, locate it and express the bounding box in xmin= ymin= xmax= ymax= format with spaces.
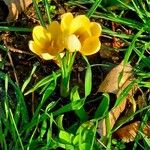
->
xmin=66 ymin=34 xmax=81 ymax=52
xmin=41 ymin=53 xmax=55 ymax=60
xmin=61 ymin=13 xmax=73 ymax=33
xmin=48 ymin=21 xmax=65 ymax=53
xmin=47 ymin=43 xmax=60 ymax=56
xmin=32 ymin=26 xmax=51 ymax=49
xmin=80 ymin=37 xmax=101 ymax=55
xmin=29 ymin=40 xmax=43 ymax=55
xmin=90 ymin=22 xmax=102 ymax=37
xmin=77 ymin=28 xmax=91 ymax=43
xmin=70 ymin=15 xmax=90 ymax=34
xmin=48 ymin=21 xmax=62 ymax=40
xmin=29 ymin=41 xmax=54 ymax=60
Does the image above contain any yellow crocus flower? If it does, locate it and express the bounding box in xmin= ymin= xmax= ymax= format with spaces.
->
xmin=29 ymin=21 xmax=64 ymax=60
xmin=61 ymin=12 xmax=102 ymax=56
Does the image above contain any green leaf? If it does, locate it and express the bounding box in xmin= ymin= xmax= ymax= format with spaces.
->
xmin=139 ymin=131 xmax=150 ymax=148
xmin=41 ymin=73 xmax=57 ymax=102
xmin=0 ymin=120 xmax=7 ymax=150
xmin=53 ymin=99 xmax=85 ymax=117
xmin=9 ymin=109 xmax=24 ymax=150
xmin=85 ymin=64 xmax=92 ymax=97
xmin=32 ymin=0 xmax=46 ymax=27
xmin=123 ymin=28 xmax=144 ymax=66
xmin=25 ymin=70 xmax=61 ymax=95
xmin=70 ymin=86 xmax=88 ymax=121
xmin=33 ymin=72 xmax=57 ymax=119
xmin=0 ymin=26 xmax=32 ymax=32
xmin=21 ymin=62 xmax=39 ymax=92
xmin=0 ymin=71 xmax=29 ymax=125
xmin=59 ymin=130 xmax=74 ymax=144
xmin=23 ymin=102 xmax=57 ymax=133
xmin=83 ymin=56 xmax=92 ymax=97
xmin=56 ymin=115 xmax=64 ymax=130
xmin=70 ymin=86 xmax=80 ymax=102
xmin=86 ymin=0 xmax=102 ymax=18
xmin=73 ymin=121 xmax=95 ymax=149
xmin=39 ymin=120 xmax=47 ymax=140
xmin=43 ymin=0 xmax=52 ymax=24
xmin=80 ymin=143 xmax=93 ymax=150
xmin=93 ymin=12 xmax=142 ymax=30
xmin=94 ymin=93 xmax=110 ymax=119
xmin=114 ymin=80 xmax=136 ymax=108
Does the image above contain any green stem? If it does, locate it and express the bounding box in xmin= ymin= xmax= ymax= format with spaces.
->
xmin=60 ymin=73 xmax=71 ymax=98
xmin=60 ymin=52 xmax=76 ymax=98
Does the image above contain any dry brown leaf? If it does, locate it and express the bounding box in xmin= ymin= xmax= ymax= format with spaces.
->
xmin=98 ymin=99 xmax=127 ymax=136
xmin=114 ymin=121 xmax=150 ymax=143
xmin=137 ymin=95 xmax=147 ymax=109
xmin=4 ymin=0 xmax=32 ymax=21
xmin=97 ymin=62 xmax=137 ymax=136
xmin=98 ymin=61 xmax=132 ymax=94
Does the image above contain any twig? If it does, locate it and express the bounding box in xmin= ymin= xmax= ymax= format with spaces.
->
xmin=7 ymin=46 xmax=33 ymax=55
xmin=7 ymin=52 xmax=19 ymax=85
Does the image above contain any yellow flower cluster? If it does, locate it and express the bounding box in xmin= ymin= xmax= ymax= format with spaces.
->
xmin=29 ymin=13 xmax=102 ymax=60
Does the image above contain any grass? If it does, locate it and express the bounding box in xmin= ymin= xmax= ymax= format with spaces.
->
xmin=0 ymin=0 xmax=150 ymax=149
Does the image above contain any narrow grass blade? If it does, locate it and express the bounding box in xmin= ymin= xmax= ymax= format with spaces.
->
xmin=86 ymin=0 xmax=102 ymax=18
xmin=23 ymin=101 xmax=57 ymax=133
xmin=33 ymin=72 xmax=57 ymax=118
xmin=21 ymin=62 xmax=39 ymax=92
xmin=90 ymin=120 xmax=98 ymax=150
xmin=112 ymin=105 xmax=150 ymax=133
xmin=4 ymin=74 xmax=9 ymax=119
xmin=0 ymin=26 xmax=32 ymax=32
xmin=114 ymin=80 xmax=136 ymax=108
xmin=131 ymin=0 xmax=145 ymax=23
xmin=32 ymin=0 xmax=46 ymax=27
xmin=123 ymin=28 xmax=144 ymax=66
xmin=47 ymin=113 xmax=53 ymax=144
xmin=0 ymin=121 xmax=7 ymax=150
xmin=139 ymin=131 xmax=150 ymax=148
xmin=26 ymin=115 xmax=40 ymax=150
xmin=93 ymin=12 xmax=143 ymax=30
xmin=0 ymin=71 xmax=29 ymax=125
xmin=43 ymin=0 xmax=52 ymax=24
xmin=114 ymin=0 xmax=135 ymax=11
xmin=9 ymin=109 xmax=24 ymax=150
xmin=24 ymin=70 xmax=61 ymax=95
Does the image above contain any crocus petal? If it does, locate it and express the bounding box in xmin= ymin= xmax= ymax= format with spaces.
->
xmin=66 ymin=34 xmax=81 ymax=52
xmin=80 ymin=37 xmax=101 ymax=55
xmin=77 ymin=28 xmax=91 ymax=43
xmin=48 ymin=21 xmax=61 ymax=39
xmin=41 ymin=53 xmax=55 ymax=60
xmin=70 ymin=15 xmax=90 ymax=34
xmin=29 ymin=40 xmax=43 ymax=55
xmin=61 ymin=12 xmax=73 ymax=33
xmin=32 ymin=26 xmax=51 ymax=49
xmin=29 ymin=41 xmax=54 ymax=60
xmin=90 ymin=22 xmax=102 ymax=37
xmin=48 ymin=21 xmax=65 ymax=53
